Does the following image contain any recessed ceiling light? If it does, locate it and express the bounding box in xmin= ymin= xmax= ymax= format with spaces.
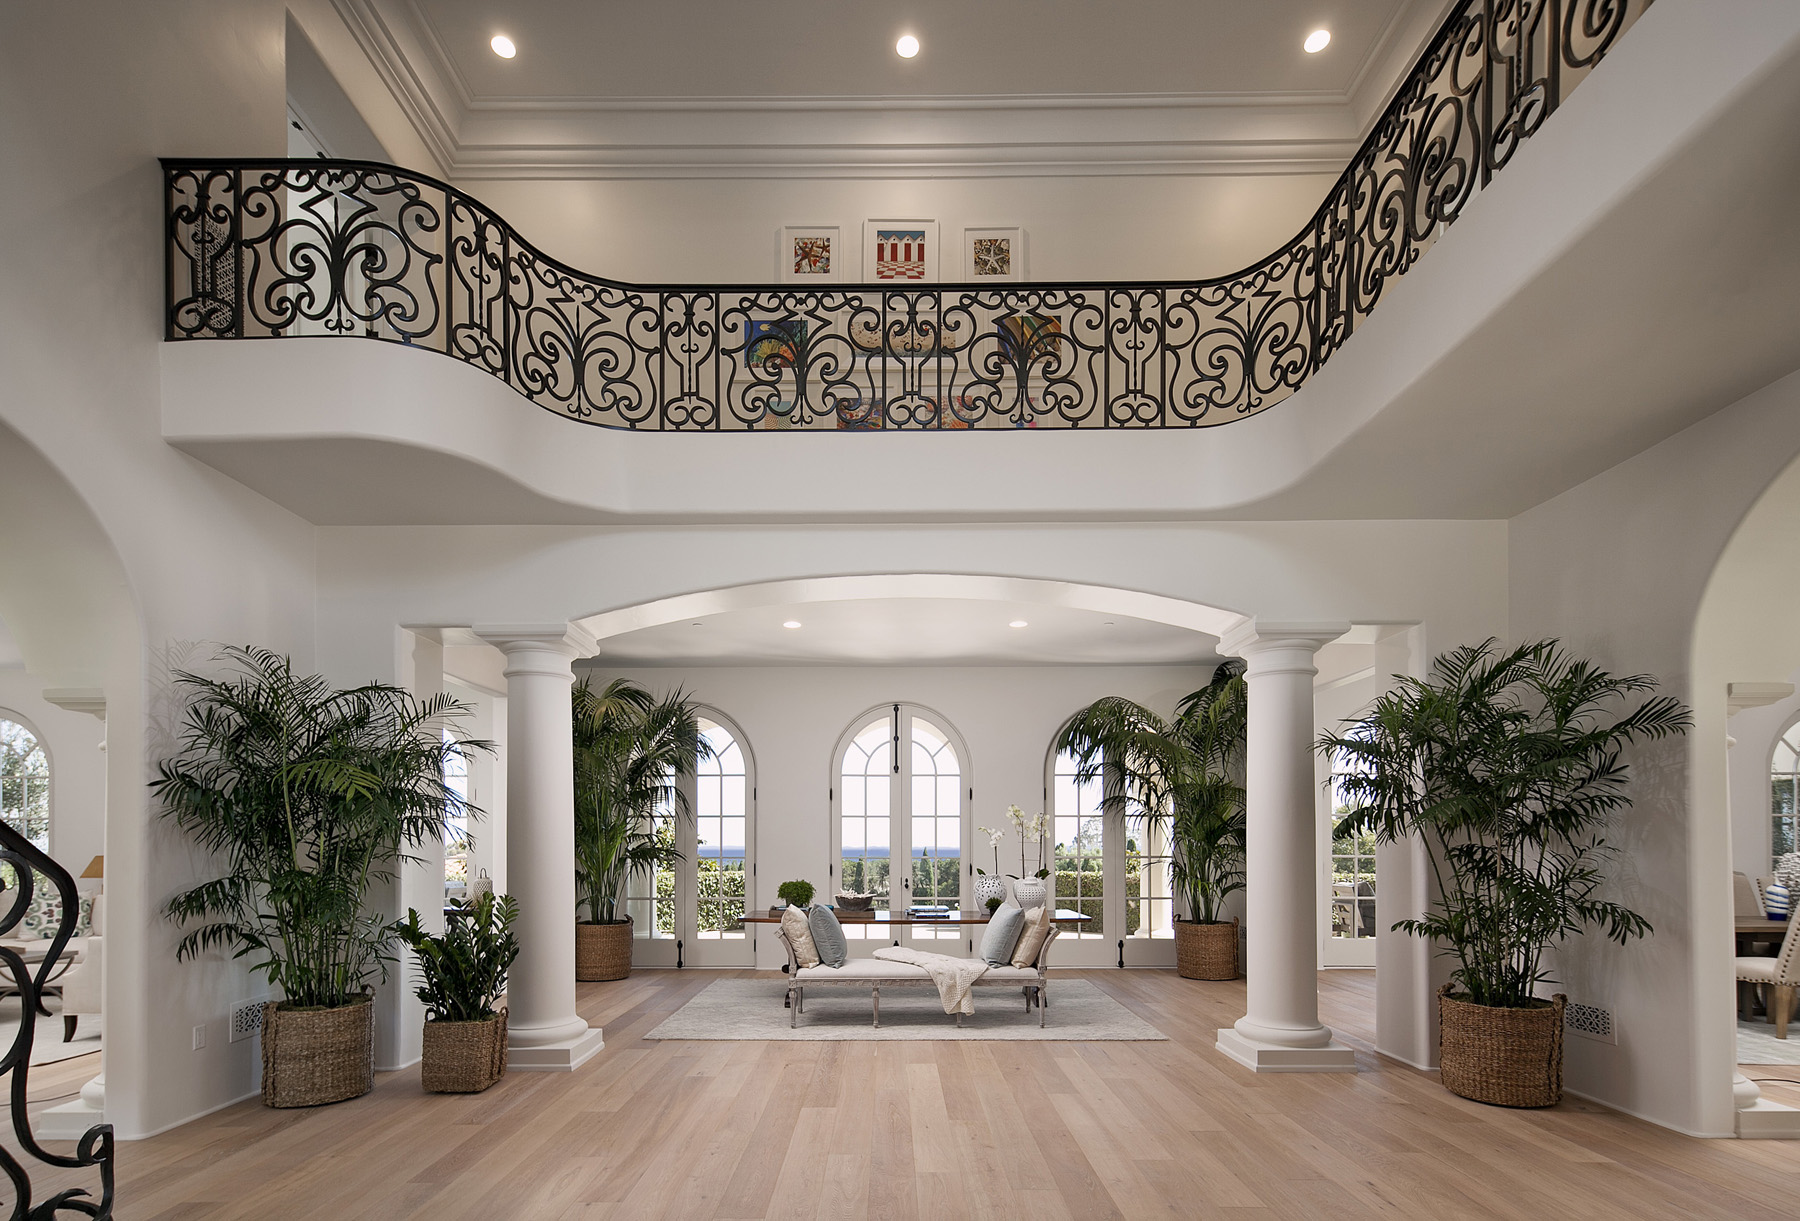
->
xmin=783 ymin=620 xmax=803 ymax=629
xmin=895 ymin=34 xmax=920 ymax=59
xmin=1304 ymin=29 xmax=1331 ymax=54
xmin=1009 ymin=620 xmax=1029 ymax=629
xmin=491 ymin=34 xmax=517 ymax=59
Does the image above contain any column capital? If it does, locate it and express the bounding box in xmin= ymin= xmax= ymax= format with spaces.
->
xmin=472 ymin=623 xmax=597 ymax=659
xmin=1217 ymin=619 xmax=1350 ymax=661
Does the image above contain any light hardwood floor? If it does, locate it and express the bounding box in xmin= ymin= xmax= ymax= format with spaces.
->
xmin=8 ymin=969 xmax=1800 ymax=1219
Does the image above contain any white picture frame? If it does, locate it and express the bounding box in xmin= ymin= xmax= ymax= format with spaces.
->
xmin=964 ymin=226 xmax=1025 ymax=282
xmin=777 ymin=226 xmax=841 ymax=283
xmin=862 ymin=219 xmax=939 ymax=284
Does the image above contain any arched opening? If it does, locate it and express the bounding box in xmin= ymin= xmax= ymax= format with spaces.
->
xmin=0 ymin=712 xmax=50 ymax=853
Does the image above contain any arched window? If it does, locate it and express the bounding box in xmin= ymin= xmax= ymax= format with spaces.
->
xmin=628 ymin=711 xmax=756 ymax=968
xmin=835 ymin=705 xmax=968 ymax=944
xmin=1051 ymin=746 xmax=1106 ymax=939
xmin=1772 ymin=724 xmax=1800 ymax=872
xmin=0 ymin=717 xmax=49 ymax=852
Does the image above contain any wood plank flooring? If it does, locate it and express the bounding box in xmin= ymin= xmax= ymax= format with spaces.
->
xmin=6 ymin=970 xmax=1799 ymax=1219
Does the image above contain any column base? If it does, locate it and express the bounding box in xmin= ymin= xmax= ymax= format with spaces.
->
xmin=1736 ymin=1098 xmax=1800 ymax=1139
xmin=508 ymin=1024 xmax=605 ymax=1072
xmin=1216 ymin=1027 xmax=1358 ymax=1073
xmin=34 ymin=1095 xmax=105 ymax=1143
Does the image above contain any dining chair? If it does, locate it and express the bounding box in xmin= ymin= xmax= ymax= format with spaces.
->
xmin=1736 ymin=914 xmax=1800 ymax=1038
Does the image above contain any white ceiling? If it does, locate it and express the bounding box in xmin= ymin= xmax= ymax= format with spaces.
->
xmin=413 ymin=0 xmax=1415 ymax=102
xmin=586 ymin=597 xmax=1222 ymax=667
xmin=333 ymin=0 xmax=1452 ymax=178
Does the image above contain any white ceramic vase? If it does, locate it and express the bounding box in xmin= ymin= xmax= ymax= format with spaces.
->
xmin=973 ymin=874 xmax=1008 ymax=911
xmin=1011 ymin=877 xmax=1049 ymax=910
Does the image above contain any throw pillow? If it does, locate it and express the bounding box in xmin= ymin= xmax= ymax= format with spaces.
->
xmin=781 ymin=905 xmax=821 ymax=967
xmin=980 ymin=904 xmax=1026 ymax=967
xmin=808 ymin=904 xmax=848 ymax=968
xmin=1011 ymin=903 xmax=1053 ymax=968
xmin=1765 ymin=881 xmax=1792 ymax=920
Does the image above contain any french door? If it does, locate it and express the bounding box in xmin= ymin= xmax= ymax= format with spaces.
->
xmin=1322 ymin=745 xmax=1377 ymax=967
xmin=629 ymin=714 xmax=756 ymax=967
xmin=834 ymin=705 xmax=969 ymax=954
xmin=1049 ymin=746 xmax=1177 ymax=967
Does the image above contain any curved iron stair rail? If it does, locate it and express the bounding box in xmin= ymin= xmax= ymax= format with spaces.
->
xmin=163 ymin=0 xmax=1649 ymax=433
xmin=0 ymin=826 xmax=114 ymax=1219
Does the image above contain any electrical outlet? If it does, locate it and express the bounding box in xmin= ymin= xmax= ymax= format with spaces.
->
xmin=229 ymin=1000 xmax=267 ymax=1044
xmin=192 ymin=1024 xmax=207 ymax=1051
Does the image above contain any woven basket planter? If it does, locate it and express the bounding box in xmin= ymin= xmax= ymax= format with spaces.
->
xmin=576 ymin=918 xmax=634 ymax=981
xmin=1437 ymin=985 xmax=1567 ymax=1107
xmin=421 ymin=1008 xmax=508 ymax=1094
xmin=1175 ymin=918 xmax=1239 ymax=980
xmin=260 ymin=995 xmax=374 ymax=1108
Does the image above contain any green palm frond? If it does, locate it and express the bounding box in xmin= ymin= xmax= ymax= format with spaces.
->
xmin=1056 ymin=660 xmax=1247 ymax=924
xmin=1318 ymin=637 xmax=1690 ymax=1008
xmin=153 ymin=645 xmax=495 ymax=1008
xmin=572 ymin=677 xmax=711 ymax=923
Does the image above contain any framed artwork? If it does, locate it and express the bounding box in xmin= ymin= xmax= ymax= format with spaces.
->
xmin=778 ymin=226 xmax=840 ymax=283
xmin=862 ymin=219 xmax=938 ymax=284
xmin=964 ymin=227 xmax=1024 ymax=281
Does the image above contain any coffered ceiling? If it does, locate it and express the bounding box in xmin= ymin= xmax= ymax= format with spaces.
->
xmin=329 ymin=0 xmax=1453 ymax=178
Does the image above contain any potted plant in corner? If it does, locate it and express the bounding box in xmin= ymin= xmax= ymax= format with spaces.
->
xmin=1058 ymin=660 xmax=1248 ymax=979
xmin=155 ymin=646 xmax=489 ymax=1108
xmin=395 ymin=891 xmax=520 ymax=1093
xmin=571 ymin=677 xmax=708 ymax=982
xmin=1320 ymin=638 xmax=1690 ymax=1107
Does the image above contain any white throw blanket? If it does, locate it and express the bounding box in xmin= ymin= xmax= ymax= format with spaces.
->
xmin=873 ymin=946 xmax=989 ymax=1014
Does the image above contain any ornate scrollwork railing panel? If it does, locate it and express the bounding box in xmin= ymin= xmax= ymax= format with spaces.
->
xmin=0 ymin=825 xmax=114 ymax=1219
xmin=163 ymin=0 xmax=1649 ymax=432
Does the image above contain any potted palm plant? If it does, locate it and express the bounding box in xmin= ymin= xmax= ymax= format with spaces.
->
xmin=155 ymin=646 xmax=488 ymax=1108
xmin=1320 ymin=639 xmax=1689 ymax=1107
xmin=1057 ymin=660 xmax=1248 ymax=979
xmin=395 ymin=891 xmax=520 ymax=1093
xmin=571 ymin=677 xmax=708 ymax=981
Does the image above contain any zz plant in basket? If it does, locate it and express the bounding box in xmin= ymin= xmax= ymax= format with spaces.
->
xmin=1319 ymin=638 xmax=1690 ymax=1107
xmin=154 ymin=645 xmax=491 ymax=1107
xmin=395 ymin=892 xmax=520 ymax=1092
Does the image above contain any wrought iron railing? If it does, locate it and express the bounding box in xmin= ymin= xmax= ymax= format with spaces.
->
xmin=0 ymin=827 xmax=114 ymax=1218
xmin=164 ymin=0 xmax=1649 ymax=432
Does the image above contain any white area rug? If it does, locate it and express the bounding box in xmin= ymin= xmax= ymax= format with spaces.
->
xmin=0 ymin=995 xmax=100 ymax=1065
xmin=1737 ymin=1019 xmax=1800 ymax=1065
xmin=643 ymin=978 xmax=1166 ymax=1042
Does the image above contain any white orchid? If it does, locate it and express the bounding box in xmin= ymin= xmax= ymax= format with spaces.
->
xmin=979 ymin=826 xmax=1004 ymax=847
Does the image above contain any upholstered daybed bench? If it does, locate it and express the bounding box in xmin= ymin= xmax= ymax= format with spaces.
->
xmin=774 ymin=912 xmax=1060 ymax=1029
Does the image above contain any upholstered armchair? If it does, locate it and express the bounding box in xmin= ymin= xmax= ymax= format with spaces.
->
xmin=56 ymin=893 xmax=102 ymax=1041
xmin=1736 ymin=908 xmax=1800 ymax=1038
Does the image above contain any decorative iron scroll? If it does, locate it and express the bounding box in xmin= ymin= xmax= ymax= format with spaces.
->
xmin=164 ymin=0 xmax=1650 ymax=432
xmin=0 ymin=825 xmax=114 ymax=1219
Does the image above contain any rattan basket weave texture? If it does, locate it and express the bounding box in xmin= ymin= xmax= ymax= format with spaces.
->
xmin=1175 ymin=918 xmax=1239 ymax=980
xmin=421 ymin=1008 xmax=508 ymax=1093
xmin=576 ymin=918 xmax=634 ymax=981
xmin=261 ymin=996 xmax=375 ymax=1108
xmin=1437 ymin=985 xmax=1567 ymax=1108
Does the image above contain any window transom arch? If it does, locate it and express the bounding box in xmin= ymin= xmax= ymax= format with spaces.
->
xmin=0 ymin=713 xmax=49 ymax=853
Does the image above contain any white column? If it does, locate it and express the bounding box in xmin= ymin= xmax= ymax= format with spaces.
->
xmin=1215 ymin=620 xmax=1357 ymax=1073
xmin=474 ymin=623 xmax=604 ymax=1072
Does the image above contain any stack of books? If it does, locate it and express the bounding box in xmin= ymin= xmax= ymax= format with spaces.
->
xmin=907 ymin=904 xmax=952 ymax=919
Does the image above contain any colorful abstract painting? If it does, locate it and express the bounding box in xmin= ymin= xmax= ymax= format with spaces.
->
xmin=875 ymin=229 xmax=927 ymax=280
xmin=997 ymin=313 xmax=1062 ymax=363
xmin=746 ymin=319 xmax=807 ymax=369
xmin=792 ymin=236 xmax=831 ymax=276
xmin=971 ymin=237 xmax=1012 ymax=277
xmin=835 ymin=396 xmax=885 ymax=430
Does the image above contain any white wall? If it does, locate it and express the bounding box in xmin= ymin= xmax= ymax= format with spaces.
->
xmin=1511 ymin=362 xmax=1800 ymax=1136
xmin=581 ymin=662 xmax=1213 ymax=969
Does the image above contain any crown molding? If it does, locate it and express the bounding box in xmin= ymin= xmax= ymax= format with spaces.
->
xmin=335 ymin=0 xmax=1439 ymax=182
